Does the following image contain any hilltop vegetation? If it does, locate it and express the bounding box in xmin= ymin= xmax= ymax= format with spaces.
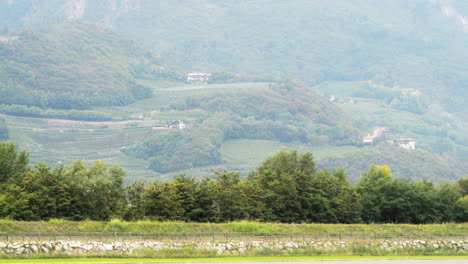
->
xmin=0 ymin=22 xmax=182 ymax=110
xmin=123 ymin=80 xmax=361 ymax=173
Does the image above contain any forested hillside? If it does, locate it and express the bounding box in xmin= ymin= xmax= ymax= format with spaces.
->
xmin=0 ymin=22 xmax=182 ymax=109
xmin=318 ymin=144 xmax=467 ymax=182
xmin=1 ymin=0 xmax=465 ymax=115
xmin=123 ymin=80 xmax=361 ymax=173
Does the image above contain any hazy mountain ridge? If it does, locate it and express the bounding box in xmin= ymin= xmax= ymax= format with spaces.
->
xmin=1 ymin=0 xmax=466 ymax=115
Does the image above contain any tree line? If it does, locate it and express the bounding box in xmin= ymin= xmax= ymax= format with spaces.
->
xmin=0 ymin=141 xmax=466 ymax=223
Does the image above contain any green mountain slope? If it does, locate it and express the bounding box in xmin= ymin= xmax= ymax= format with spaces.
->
xmin=318 ymin=144 xmax=467 ymax=182
xmin=0 ymin=22 xmax=182 ymax=109
xmin=2 ymin=0 xmax=465 ymax=115
xmin=318 ymin=80 xmax=468 ymax=157
xmin=121 ymin=79 xmax=362 ymax=173
xmin=0 ymin=2 xmax=465 ymax=180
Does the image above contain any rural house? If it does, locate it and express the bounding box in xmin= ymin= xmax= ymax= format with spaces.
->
xmin=187 ymin=73 xmax=211 ymax=83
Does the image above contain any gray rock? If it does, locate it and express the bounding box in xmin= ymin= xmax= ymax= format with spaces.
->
xmin=30 ymin=245 xmax=38 ymax=253
xmin=16 ymin=247 xmax=25 ymax=255
xmin=41 ymin=246 xmax=50 ymax=254
xmin=104 ymin=244 xmax=113 ymax=251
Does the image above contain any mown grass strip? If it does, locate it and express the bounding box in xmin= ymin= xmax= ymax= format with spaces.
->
xmin=1 ymin=256 xmax=467 ymax=264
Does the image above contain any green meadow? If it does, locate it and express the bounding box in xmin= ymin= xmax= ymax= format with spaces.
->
xmin=0 ymin=220 xmax=466 ymax=233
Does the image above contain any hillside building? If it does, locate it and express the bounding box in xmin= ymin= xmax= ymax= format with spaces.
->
xmin=397 ymin=138 xmax=416 ymax=150
xmin=373 ymin=126 xmax=391 ymax=138
xmin=362 ymin=126 xmax=417 ymax=150
xmin=187 ymin=73 xmax=211 ymax=84
xmin=363 ymin=135 xmax=375 ymax=144
xmin=168 ymin=120 xmax=187 ymax=130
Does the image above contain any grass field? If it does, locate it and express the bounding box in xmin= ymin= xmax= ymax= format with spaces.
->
xmin=0 ymin=221 xmax=466 ymax=261
xmin=219 ymin=140 xmax=363 ymax=173
xmin=113 ymin=82 xmax=272 ymax=114
xmin=1 ymin=255 xmax=467 ymax=263
xmin=220 ymin=140 xmax=282 ymax=165
xmin=0 ymin=220 xmax=466 ymax=233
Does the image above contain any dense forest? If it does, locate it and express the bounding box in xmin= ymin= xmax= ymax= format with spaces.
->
xmin=0 ymin=22 xmax=182 ymax=110
xmin=1 ymin=141 xmax=466 ymax=223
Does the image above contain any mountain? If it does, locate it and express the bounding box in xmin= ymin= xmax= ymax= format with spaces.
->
xmin=1 ymin=0 xmax=466 ymax=115
xmin=0 ymin=22 xmax=364 ymax=176
xmin=0 ymin=1 xmax=465 ymax=180
xmin=0 ymin=22 xmax=182 ymax=109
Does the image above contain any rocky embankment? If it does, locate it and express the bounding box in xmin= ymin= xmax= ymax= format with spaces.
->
xmin=0 ymin=239 xmax=466 ymax=256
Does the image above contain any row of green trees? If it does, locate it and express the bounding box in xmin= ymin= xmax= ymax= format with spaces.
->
xmin=0 ymin=104 xmax=113 ymax=121
xmin=0 ymin=141 xmax=466 ymax=223
xmin=0 ymin=142 xmax=125 ymax=220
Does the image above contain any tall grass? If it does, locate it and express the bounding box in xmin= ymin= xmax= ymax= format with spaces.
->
xmin=0 ymin=220 xmax=466 ymax=233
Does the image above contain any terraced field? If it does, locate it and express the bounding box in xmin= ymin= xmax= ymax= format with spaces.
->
xmin=4 ymin=115 xmax=160 ymax=182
